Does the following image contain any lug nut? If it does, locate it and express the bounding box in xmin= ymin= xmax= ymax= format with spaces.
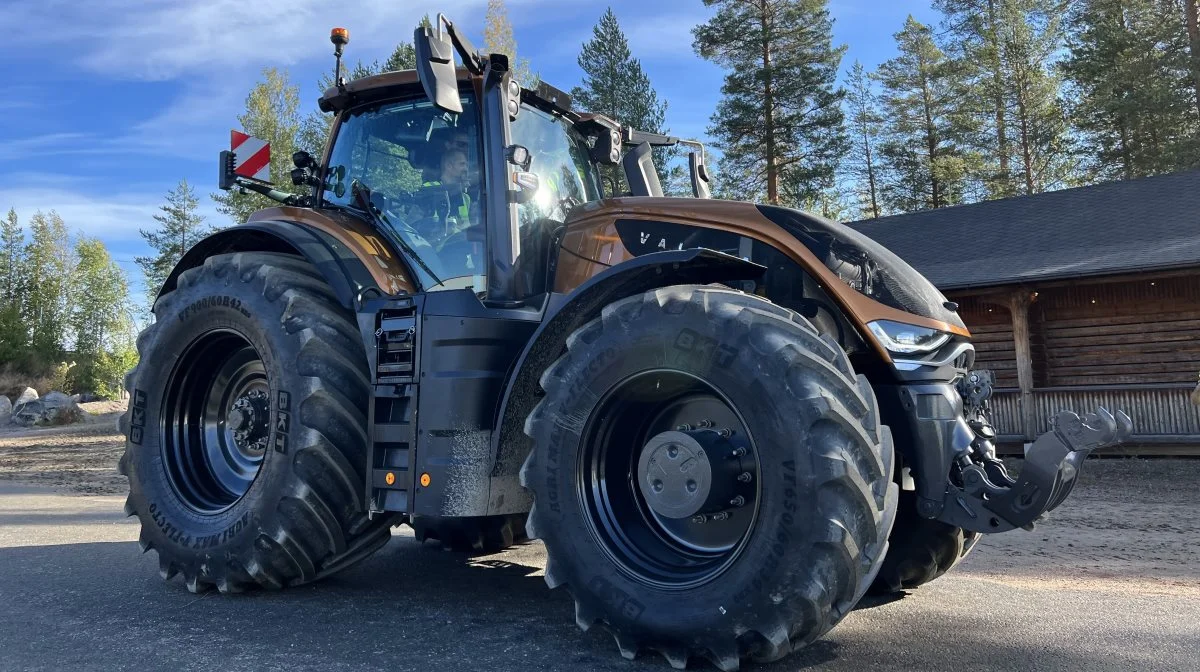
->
xmin=737 ymin=472 xmax=752 ymax=483
xmin=730 ymin=447 xmax=746 ymax=457
xmin=719 ymin=428 xmax=733 ymax=438
xmin=698 ymin=419 xmax=714 ymax=428
xmin=676 ymin=423 xmax=692 ymax=431
xmin=712 ymin=512 xmax=730 ymax=521
xmin=729 ymin=495 xmax=745 ymax=507
xmin=691 ymin=515 xmax=706 ymax=524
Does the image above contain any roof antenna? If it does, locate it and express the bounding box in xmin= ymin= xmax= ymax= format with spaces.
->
xmin=331 ymin=27 xmax=350 ymax=91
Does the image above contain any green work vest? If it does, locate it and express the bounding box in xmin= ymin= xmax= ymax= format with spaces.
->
xmin=422 ymin=181 xmax=471 ymax=224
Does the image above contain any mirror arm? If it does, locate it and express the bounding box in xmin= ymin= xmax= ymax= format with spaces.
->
xmin=438 ymin=14 xmax=486 ymax=75
xmin=233 ymin=176 xmax=306 ymax=206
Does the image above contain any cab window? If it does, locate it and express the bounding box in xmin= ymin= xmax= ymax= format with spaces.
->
xmin=322 ymin=95 xmax=484 ymax=291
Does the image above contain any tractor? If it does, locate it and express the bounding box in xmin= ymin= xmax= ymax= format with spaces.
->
xmin=118 ymin=16 xmax=1132 ymax=671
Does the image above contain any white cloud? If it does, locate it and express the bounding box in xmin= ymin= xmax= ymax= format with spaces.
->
xmin=624 ymin=10 xmax=711 ymax=61
xmin=0 ymin=178 xmax=219 ymax=243
xmin=12 ymin=0 xmax=492 ymax=81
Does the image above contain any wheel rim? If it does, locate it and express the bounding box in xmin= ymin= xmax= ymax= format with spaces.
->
xmin=579 ymin=370 xmax=761 ymax=589
xmin=162 ymin=330 xmax=270 ymax=514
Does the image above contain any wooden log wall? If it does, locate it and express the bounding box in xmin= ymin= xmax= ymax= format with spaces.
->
xmin=954 ymin=296 xmax=1018 ymax=388
xmin=951 ymin=273 xmax=1200 ymax=450
xmin=1032 ymin=276 xmax=1200 ymax=386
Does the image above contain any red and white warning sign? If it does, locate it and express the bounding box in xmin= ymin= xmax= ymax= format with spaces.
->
xmin=230 ymin=130 xmax=271 ymax=182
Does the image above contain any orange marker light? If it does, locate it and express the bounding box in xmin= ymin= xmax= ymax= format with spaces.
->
xmin=330 ymin=27 xmax=350 ymax=46
xmin=384 ymin=472 xmax=395 ymax=486
xmin=420 ymin=473 xmax=431 ymax=487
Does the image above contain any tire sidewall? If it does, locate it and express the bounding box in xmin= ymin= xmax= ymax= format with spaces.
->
xmin=126 ymin=264 xmax=305 ymax=563
xmin=531 ymin=291 xmax=876 ymax=639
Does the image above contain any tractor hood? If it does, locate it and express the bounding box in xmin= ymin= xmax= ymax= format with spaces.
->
xmin=756 ymin=205 xmax=965 ymax=329
xmin=562 ymin=197 xmax=967 ymax=337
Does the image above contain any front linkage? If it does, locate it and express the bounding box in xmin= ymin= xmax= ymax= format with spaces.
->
xmin=938 ymin=370 xmax=1133 ymax=534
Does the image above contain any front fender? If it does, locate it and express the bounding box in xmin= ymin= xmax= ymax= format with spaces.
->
xmin=483 ymin=248 xmax=766 ymax=515
xmin=157 ymin=221 xmax=384 ymax=310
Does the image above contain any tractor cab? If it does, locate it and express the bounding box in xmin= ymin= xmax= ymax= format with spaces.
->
xmin=314 ymin=73 xmax=608 ymax=298
xmin=221 ymin=17 xmax=712 ymax=307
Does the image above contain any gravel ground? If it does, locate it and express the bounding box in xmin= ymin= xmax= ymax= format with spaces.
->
xmin=0 ymin=410 xmax=1197 ymax=671
xmin=0 ymin=401 xmax=127 ymax=494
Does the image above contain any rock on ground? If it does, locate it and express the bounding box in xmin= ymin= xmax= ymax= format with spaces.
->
xmin=11 ymin=392 xmax=83 ymax=427
xmin=13 ymin=388 xmax=37 ymax=407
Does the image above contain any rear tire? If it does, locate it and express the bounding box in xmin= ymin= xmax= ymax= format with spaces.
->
xmin=521 ymin=285 xmax=898 ymax=670
xmin=118 ymin=252 xmax=397 ymax=593
xmin=410 ymin=514 xmax=528 ymax=553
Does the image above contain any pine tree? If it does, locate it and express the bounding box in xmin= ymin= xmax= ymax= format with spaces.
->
xmin=1 ymin=208 xmax=22 ymax=306
xmin=137 ymin=179 xmax=212 ymax=304
xmin=693 ymin=0 xmax=849 ymax=207
xmin=845 ymin=61 xmax=885 ymax=218
xmin=877 ymin=17 xmax=977 ymax=213
xmin=0 ymin=208 xmax=25 ymax=364
xmin=1184 ymin=0 xmax=1200 ymax=121
xmin=937 ymin=0 xmax=1076 ymax=197
xmin=212 ymin=68 xmax=303 ymax=224
xmin=22 ymin=211 xmax=72 ymax=365
xmin=1063 ymin=0 xmax=1199 ymax=180
xmin=571 ymin=8 xmax=677 ymax=195
xmin=485 ymin=0 xmax=537 ymax=87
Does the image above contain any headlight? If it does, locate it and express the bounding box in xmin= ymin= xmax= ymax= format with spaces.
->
xmin=867 ymin=320 xmax=951 ymax=354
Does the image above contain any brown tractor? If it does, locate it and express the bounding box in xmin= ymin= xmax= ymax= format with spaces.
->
xmin=118 ymin=16 xmax=1132 ymax=671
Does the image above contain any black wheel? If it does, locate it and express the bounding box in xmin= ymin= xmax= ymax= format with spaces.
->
xmin=521 ymin=285 xmax=899 ymax=671
xmin=118 ymin=252 xmax=398 ymax=593
xmin=868 ymin=486 xmax=980 ymax=594
xmin=410 ymin=513 xmax=528 ymax=553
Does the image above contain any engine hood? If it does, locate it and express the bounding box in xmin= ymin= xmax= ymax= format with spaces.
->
xmin=756 ymin=205 xmax=966 ymax=330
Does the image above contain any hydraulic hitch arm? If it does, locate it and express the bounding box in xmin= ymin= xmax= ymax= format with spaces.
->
xmin=938 ymin=406 xmax=1133 ymax=533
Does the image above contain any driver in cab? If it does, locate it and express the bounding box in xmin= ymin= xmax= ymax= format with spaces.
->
xmin=412 ymin=145 xmax=477 ymax=250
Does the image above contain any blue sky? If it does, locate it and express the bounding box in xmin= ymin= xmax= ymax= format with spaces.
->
xmin=0 ymin=0 xmax=936 ymax=305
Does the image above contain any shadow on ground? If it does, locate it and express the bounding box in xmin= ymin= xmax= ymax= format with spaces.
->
xmin=0 ymin=532 xmax=1192 ymax=672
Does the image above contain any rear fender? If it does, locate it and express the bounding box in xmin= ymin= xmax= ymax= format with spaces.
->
xmin=483 ymin=248 xmax=766 ymax=515
xmin=157 ymin=221 xmax=385 ymax=310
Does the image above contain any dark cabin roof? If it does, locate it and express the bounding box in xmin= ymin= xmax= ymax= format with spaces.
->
xmin=846 ymin=170 xmax=1200 ymax=290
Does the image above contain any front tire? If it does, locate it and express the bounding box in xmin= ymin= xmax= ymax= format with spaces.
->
xmin=118 ymin=252 xmax=397 ymax=593
xmin=869 ymin=489 xmax=980 ymax=594
xmin=520 ymin=286 xmax=898 ymax=670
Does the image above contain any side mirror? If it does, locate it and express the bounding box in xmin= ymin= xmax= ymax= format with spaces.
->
xmin=218 ymin=150 xmax=236 ymax=191
xmin=622 ymin=142 xmax=664 ymax=198
xmin=414 ymin=25 xmax=462 ymax=114
xmin=689 ymin=150 xmax=712 ymax=199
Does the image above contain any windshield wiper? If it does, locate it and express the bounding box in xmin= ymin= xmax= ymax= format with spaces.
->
xmin=347 ymin=180 xmax=445 ymax=288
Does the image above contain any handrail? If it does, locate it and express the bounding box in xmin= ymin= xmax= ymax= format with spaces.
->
xmin=991 ymin=383 xmax=1194 ymax=394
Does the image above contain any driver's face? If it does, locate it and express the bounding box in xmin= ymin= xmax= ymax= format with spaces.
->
xmin=441 ymin=152 xmax=468 ymax=183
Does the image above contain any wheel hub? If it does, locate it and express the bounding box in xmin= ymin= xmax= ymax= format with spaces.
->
xmin=638 ymin=429 xmax=747 ymax=520
xmin=637 ymin=431 xmax=712 ymax=519
xmin=229 ymin=389 xmax=269 ymax=456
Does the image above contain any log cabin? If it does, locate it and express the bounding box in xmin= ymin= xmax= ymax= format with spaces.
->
xmin=850 ymin=170 xmax=1200 ymax=455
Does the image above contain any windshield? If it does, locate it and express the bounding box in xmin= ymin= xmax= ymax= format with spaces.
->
xmin=510 ymin=104 xmax=603 ymax=231
xmin=322 ymin=95 xmax=484 ymax=291
xmin=758 ymin=205 xmax=966 ymax=329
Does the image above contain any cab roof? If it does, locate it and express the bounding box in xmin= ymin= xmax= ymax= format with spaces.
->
xmin=318 ymin=68 xmax=472 ymax=113
xmin=318 ymin=67 xmax=578 ymax=122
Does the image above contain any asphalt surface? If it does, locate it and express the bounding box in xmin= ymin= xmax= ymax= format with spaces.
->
xmin=0 ymin=463 xmax=1197 ymax=672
